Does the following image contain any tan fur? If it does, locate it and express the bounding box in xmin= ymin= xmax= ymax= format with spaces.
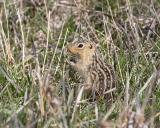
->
xmin=66 ymin=42 xmax=116 ymax=100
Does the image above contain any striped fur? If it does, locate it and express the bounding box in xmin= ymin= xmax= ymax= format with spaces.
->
xmin=89 ymin=52 xmax=116 ymax=99
xmin=66 ymin=42 xmax=116 ymax=100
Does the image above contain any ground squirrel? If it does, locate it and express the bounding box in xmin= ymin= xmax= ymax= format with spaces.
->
xmin=66 ymin=41 xmax=116 ymax=101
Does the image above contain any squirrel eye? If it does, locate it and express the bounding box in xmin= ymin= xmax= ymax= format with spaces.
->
xmin=77 ymin=43 xmax=84 ymax=48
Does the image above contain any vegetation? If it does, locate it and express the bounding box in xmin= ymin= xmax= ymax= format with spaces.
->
xmin=0 ymin=0 xmax=160 ymax=127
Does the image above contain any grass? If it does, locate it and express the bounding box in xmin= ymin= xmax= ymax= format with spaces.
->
xmin=0 ymin=0 xmax=160 ymax=127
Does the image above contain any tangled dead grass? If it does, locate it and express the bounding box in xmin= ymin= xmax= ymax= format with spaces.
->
xmin=0 ymin=0 xmax=160 ymax=127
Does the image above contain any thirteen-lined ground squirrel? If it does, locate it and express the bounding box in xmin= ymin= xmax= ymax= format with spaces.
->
xmin=66 ymin=41 xmax=116 ymax=101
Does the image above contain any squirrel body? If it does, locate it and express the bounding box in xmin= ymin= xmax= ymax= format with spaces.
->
xmin=66 ymin=42 xmax=116 ymax=100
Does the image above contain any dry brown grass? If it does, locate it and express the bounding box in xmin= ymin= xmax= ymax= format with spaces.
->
xmin=0 ymin=0 xmax=160 ymax=127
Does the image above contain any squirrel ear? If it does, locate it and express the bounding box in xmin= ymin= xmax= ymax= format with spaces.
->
xmin=89 ymin=42 xmax=98 ymax=49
